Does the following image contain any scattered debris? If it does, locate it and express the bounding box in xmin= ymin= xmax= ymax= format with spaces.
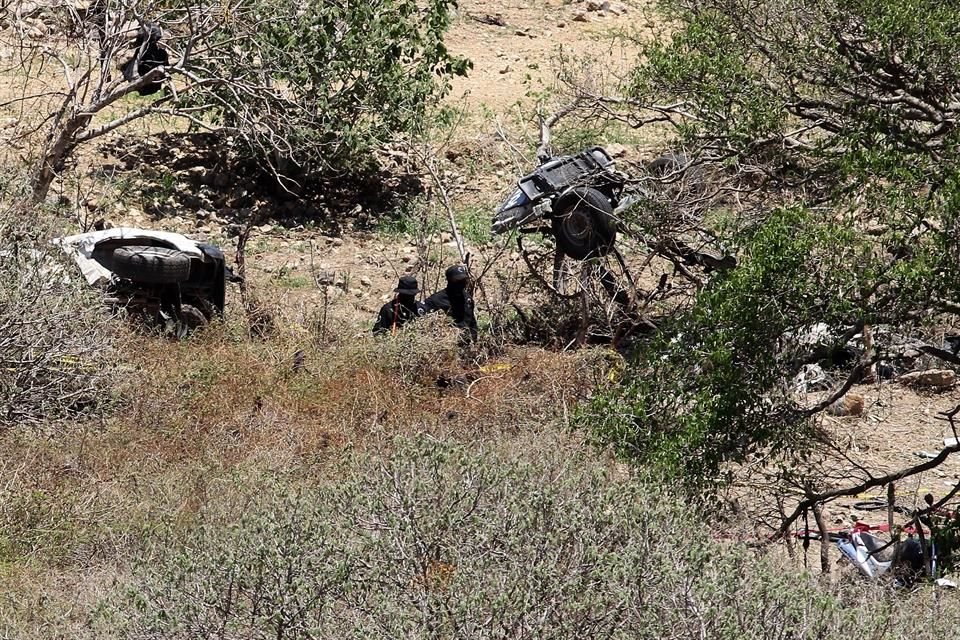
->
xmin=469 ymin=13 xmax=506 ymax=27
xmin=570 ymin=0 xmax=628 ymax=18
xmin=794 ymin=364 xmax=830 ymax=394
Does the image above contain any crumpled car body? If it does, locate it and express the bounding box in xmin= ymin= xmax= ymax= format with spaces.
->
xmin=56 ymin=227 xmax=233 ymax=334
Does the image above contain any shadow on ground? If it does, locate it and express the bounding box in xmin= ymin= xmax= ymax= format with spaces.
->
xmin=93 ymin=131 xmax=424 ymax=235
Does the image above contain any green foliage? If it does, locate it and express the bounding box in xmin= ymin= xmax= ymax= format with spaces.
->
xmin=376 ymin=198 xmax=442 ymax=238
xmin=633 ymin=0 xmax=960 ymax=188
xmin=177 ymin=0 xmax=471 ymax=175
xmin=118 ymin=437 xmax=960 ymax=638
xmin=456 ymin=205 xmax=492 ymax=245
xmin=597 ymin=0 xmax=960 ymax=485
xmin=587 ymin=196 xmax=960 ymax=487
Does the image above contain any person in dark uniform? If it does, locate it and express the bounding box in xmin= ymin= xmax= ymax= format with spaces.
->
xmin=373 ymin=275 xmax=426 ymax=334
xmin=122 ymin=23 xmax=169 ymax=96
xmin=425 ymin=264 xmax=478 ymax=340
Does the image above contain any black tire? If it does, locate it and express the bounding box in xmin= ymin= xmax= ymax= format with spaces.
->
xmin=551 ymin=187 xmax=617 ymax=260
xmin=112 ymin=245 xmax=191 ymax=284
xmin=648 ymin=151 xmax=687 ymax=176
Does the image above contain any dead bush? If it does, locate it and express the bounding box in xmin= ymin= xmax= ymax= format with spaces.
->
xmin=0 ymin=220 xmax=115 ymax=427
xmin=118 ymin=435 xmax=960 ymax=639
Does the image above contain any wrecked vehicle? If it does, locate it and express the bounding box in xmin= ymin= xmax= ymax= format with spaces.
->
xmin=492 ymin=146 xmax=629 ymax=260
xmin=56 ymin=228 xmax=237 ymax=336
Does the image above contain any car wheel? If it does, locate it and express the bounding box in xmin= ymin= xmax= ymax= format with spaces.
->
xmin=112 ymin=245 xmax=191 ymax=284
xmin=551 ymin=187 xmax=617 ymax=260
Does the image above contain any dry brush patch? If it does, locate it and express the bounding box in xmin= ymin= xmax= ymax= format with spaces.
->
xmin=0 ymin=311 xmax=608 ymax=564
xmin=0 ymin=309 xmax=616 ymax=637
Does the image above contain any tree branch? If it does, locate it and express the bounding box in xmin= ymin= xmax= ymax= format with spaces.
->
xmin=776 ymin=442 xmax=960 ymax=540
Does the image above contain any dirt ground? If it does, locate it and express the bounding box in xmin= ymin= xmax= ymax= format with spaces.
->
xmin=445 ymin=0 xmax=651 ymax=111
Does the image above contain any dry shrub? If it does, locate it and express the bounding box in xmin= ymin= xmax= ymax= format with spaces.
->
xmin=0 ymin=295 xmax=612 ymax=636
xmin=115 ymin=435 xmax=960 ymax=640
xmin=0 ymin=220 xmax=115 ymax=427
xmin=110 ymin=311 xmax=605 ymax=468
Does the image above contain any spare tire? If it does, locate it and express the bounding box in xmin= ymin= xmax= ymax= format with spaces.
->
xmin=112 ymin=245 xmax=191 ymax=284
xmin=551 ymin=187 xmax=617 ymax=260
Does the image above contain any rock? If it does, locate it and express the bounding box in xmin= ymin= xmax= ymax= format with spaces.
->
xmin=604 ymin=1 xmax=628 ymax=14
xmin=359 ymin=275 xmax=372 ymax=287
xmin=557 ymin=20 xmax=567 ymax=28
xmin=572 ymin=11 xmax=589 ymax=22
xmin=440 ymin=232 xmax=453 ymax=243
xmin=349 ymin=288 xmax=364 ymax=298
xmin=899 ymin=369 xmax=957 ymax=389
xmin=605 ymin=143 xmax=629 ymax=158
xmin=331 ymin=237 xmax=344 ymax=247
xmin=499 ymin=64 xmax=511 ymax=74
xmin=586 ymin=0 xmax=603 ymax=10
xmin=827 ymin=393 xmax=865 ymax=417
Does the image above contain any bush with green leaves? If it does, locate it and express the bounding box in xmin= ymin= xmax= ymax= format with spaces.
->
xmin=587 ymin=0 xmax=960 ymax=485
xmin=179 ymin=0 xmax=470 ymax=180
xmin=119 ymin=436 xmax=960 ymax=639
xmin=11 ymin=0 xmax=469 ymax=202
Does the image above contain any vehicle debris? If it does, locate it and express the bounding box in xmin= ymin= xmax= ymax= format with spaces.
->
xmin=56 ymin=227 xmax=240 ymax=337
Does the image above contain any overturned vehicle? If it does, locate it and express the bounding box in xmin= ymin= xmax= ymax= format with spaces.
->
xmin=56 ymin=228 xmax=237 ymax=336
xmin=491 ymin=145 xmax=735 ymax=347
xmin=492 ymin=146 xmax=626 ymax=260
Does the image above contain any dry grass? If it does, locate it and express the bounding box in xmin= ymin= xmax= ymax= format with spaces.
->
xmin=0 ymin=304 xmax=614 ymax=636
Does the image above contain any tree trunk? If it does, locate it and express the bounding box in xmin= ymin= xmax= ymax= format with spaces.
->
xmin=31 ymin=111 xmax=92 ymax=205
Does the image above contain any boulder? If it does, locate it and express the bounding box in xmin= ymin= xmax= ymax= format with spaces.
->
xmin=899 ymin=369 xmax=957 ymax=389
xmin=827 ymin=393 xmax=865 ymax=417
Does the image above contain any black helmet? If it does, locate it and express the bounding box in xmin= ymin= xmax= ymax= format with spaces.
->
xmin=394 ymin=275 xmax=420 ymax=295
xmin=445 ymin=264 xmax=468 ymax=283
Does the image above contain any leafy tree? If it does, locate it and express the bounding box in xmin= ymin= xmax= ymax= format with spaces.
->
xmin=586 ymin=0 xmax=960 ymax=486
xmin=6 ymin=0 xmax=468 ymax=203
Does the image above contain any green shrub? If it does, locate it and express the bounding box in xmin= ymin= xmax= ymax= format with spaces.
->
xmin=177 ymin=0 xmax=471 ymax=177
